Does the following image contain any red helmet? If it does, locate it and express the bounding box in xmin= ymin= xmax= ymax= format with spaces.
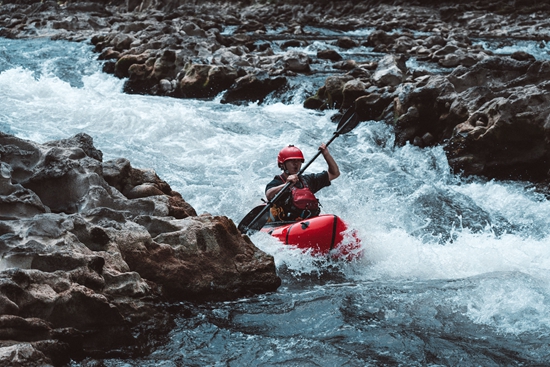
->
xmin=277 ymin=145 xmax=304 ymax=168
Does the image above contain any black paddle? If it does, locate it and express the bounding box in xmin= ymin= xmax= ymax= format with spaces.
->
xmin=237 ymin=106 xmax=361 ymax=234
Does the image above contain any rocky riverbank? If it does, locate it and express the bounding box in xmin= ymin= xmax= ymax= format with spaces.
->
xmin=2 ymin=0 xmax=550 ymax=365
xmin=3 ymin=0 xmax=550 ymax=184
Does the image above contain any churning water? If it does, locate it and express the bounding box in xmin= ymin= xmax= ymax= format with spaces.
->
xmin=2 ymin=37 xmax=550 ymax=366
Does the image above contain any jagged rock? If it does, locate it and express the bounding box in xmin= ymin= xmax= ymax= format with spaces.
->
xmin=221 ymin=73 xmax=287 ymax=104
xmin=355 ymin=92 xmax=395 ymax=122
xmin=280 ymin=51 xmax=311 ymax=73
xmin=176 ymin=64 xmax=239 ymax=98
xmin=0 ymin=133 xmax=280 ymax=363
xmin=372 ymin=54 xmax=408 ymax=87
xmin=304 ymin=75 xmax=354 ymax=110
xmin=123 ymin=214 xmax=281 ymax=301
xmin=0 ymin=342 xmax=55 ymax=367
xmin=447 ymin=87 xmax=550 ymax=180
xmin=342 ymin=79 xmax=368 ymax=108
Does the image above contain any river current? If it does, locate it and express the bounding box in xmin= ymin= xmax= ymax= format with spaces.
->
xmin=2 ymin=36 xmax=550 ymax=366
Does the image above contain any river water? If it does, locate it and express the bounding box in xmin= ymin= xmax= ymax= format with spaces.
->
xmin=2 ymin=36 xmax=550 ymax=366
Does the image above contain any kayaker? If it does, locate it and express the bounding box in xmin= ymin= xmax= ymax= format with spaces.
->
xmin=265 ymin=144 xmax=340 ymax=222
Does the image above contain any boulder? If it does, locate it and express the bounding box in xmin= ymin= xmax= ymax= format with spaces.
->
xmin=317 ymin=49 xmax=343 ymax=61
xmin=304 ymin=75 xmax=354 ymax=110
xmin=447 ymin=88 xmax=550 ymax=180
xmin=336 ymin=36 xmax=358 ymax=49
xmin=0 ymin=133 xmax=281 ymax=362
xmin=221 ymin=73 xmax=287 ymax=105
xmin=372 ymin=54 xmax=408 ymax=87
xmin=280 ymin=51 xmax=311 ymax=73
xmin=176 ymin=64 xmax=239 ymax=98
xmin=342 ymin=79 xmax=368 ymax=108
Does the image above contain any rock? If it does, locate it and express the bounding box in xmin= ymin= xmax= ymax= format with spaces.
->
xmin=281 ymin=39 xmax=307 ymax=49
xmin=355 ymin=93 xmax=395 ymax=121
xmin=114 ymin=52 xmax=151 ymax=79
xmin=176 ymin=64 xmax=239 ymax=98
xmin=304 ymin=75 xmax=354 ymax=110
xmin=280 ymin=51 xmax=311 ymax=73
xmin=221 ymin=73 xmax=287 ymax=105
xmin=124 ymin=214 xmax=281 ymax=301
xmin=112 ymin=34 xmax=136 ymax=52
xmin=446 ymin=88 xmax=550 ymax=180
xmin=336 ymin=36 xmax=358 ymax=49
xmin=0 ymin=133 xmax=281 ymax=362
xmin=365 ymin=29 xmax=396 ymax=51
xmin=0 ymin=342 xmax=55 ymax=367
xmin=511 ymin=50 xmax=536 ymax=62
xmin=317 ymin=49 xmax=343 ymax=61
xmin=333 ymin=59 xmax=357 ymax=70
xmin=372 ymin=54 xmax=408 ymax=87
xmin=0 ymin=161 xmax=48 ymax=220
xmin=422 ymin=132 xmax=435 ymax=146
xmin=212 ymin=46 xmax=253 ymax=67
xmin=342 ymin=79 xmax=368 ymax=108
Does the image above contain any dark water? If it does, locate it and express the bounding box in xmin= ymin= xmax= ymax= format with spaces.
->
xmin=96 ymin=271 xmax=550 ymax=366
xmin=2 ymin=34 xmax=550 ymax=367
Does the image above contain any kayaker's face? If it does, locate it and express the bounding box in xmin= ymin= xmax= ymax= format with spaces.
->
xmin=284 ymin=159 xmax=302 ymax=174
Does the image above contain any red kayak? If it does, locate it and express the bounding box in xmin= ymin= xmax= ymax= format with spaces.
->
xmin=261 ymin=214 xmax=363 ymax=260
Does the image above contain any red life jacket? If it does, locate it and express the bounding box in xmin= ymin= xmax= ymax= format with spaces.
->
xmin=283 ymin=175 xmax=319 ymax=211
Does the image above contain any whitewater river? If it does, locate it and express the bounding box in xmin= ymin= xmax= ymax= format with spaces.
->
xmin=2 ymin=36 xmax=550 ymax=366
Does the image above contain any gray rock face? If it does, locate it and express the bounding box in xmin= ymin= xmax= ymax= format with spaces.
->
xmin=0 ymin=132 xmax=280 ymax=363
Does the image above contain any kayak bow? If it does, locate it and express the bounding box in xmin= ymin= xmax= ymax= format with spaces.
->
xmin=261 ymin=214 xmax=363 ymax=260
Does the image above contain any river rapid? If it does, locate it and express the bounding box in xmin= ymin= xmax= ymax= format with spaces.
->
xmin=2 ymin=36 xmax=550 ymax=366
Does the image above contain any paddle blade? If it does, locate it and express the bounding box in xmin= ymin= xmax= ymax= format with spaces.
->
xmin=237 ymin=204 xmax=270 ymax=233
xmin=336 ymin=107 xmax=360 ymax=135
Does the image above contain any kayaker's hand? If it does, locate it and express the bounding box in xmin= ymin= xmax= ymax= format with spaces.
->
xmin=286 ymin=174 xmax=299 ymax=185
xmin=319 ymin=143 xmax=329 ymax=156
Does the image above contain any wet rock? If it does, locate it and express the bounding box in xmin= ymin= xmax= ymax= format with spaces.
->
xmin=304 ymin=75 xmax=354 ymax=110
xmin=317 ymin=49 xmax=343 ymax=61
xmin=0 ymin=133 xmax=281 ymax=362
xmin=355 ymin=92 xmax=395 ymax=122
xmin=176 ymin=64 xmax=239 ymax=99
xmin=124 ymin=214 xmax=281 ymax=301
xmin=0 ymin=342 xmax=56 ymax=367
xmin=447 ymin=87 xmax=550 ymax=180
xmin=221 ymin=73 xmax=287 ymax=105
xmin=365 ymin=29 xmax=397 ymax=51
xmin=336 ymin=36 xmax=358 ymax=49
xmin=281 ymin=39 xmax=307 ymax=49
xmin=0 ymin=162 xmax=48 ymax=220
xmin=511 ymin=50 xmax=536 ymax=62
xmin=280 ymin=51 xmax=311 ymax=73
xmin=342 ymin=79 xmax=368 ymax=108
xmin=372 ymin=54 xmax=408 ymax=87
xmin=333 ymin=59 xmax=358 ymax=70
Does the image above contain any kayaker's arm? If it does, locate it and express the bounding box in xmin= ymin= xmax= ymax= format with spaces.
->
xmin=266 ymin=174 xmax=298 ymax=201
xmin=320 ymin=144 xmax=340 ymax=181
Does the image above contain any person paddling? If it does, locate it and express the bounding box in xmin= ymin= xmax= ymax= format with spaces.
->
xmin=265 ymin=144 xmax=340 ymax=222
